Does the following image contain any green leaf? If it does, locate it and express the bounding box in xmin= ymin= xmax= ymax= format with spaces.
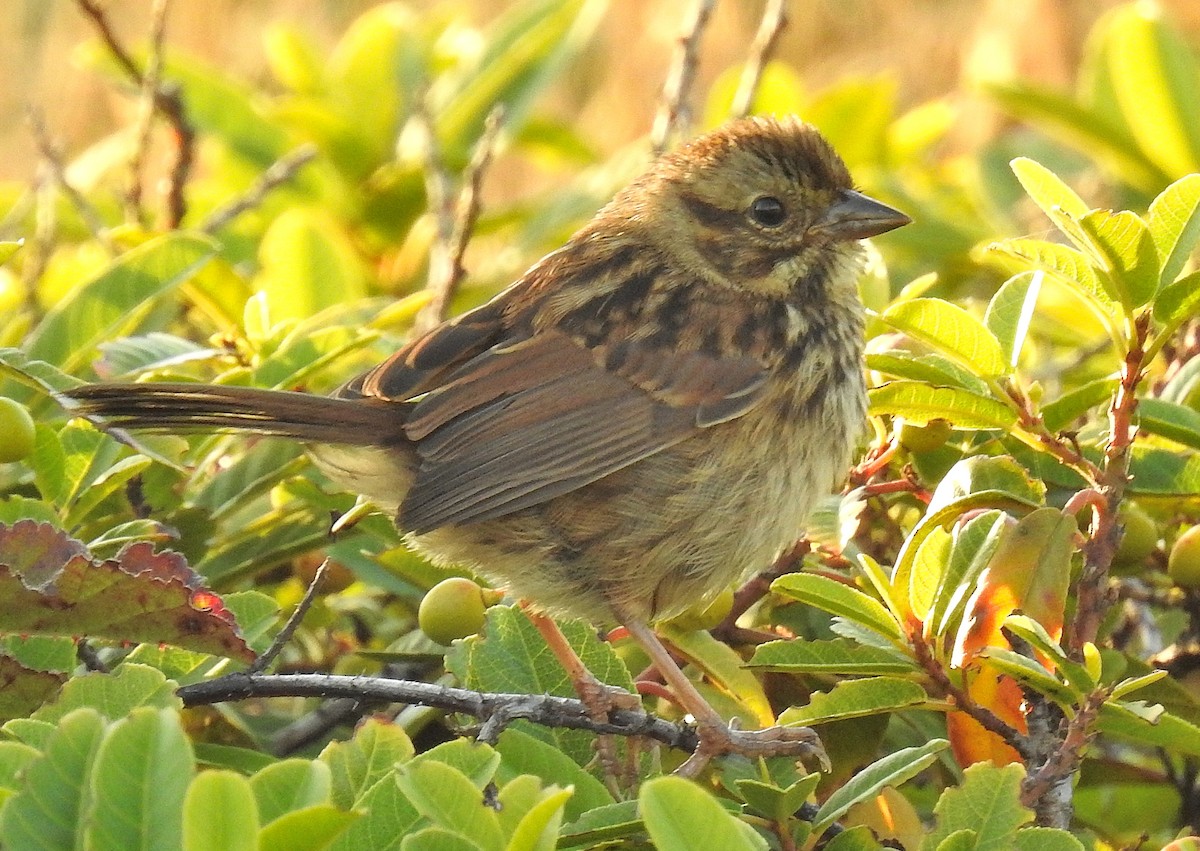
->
xmin=869 ymin=382 xmax=1016 ymax=430
xmin=779 ymin=677 xmax=927 ymax=727
xmin=866 ymin=350 xmax=990 ymax=395
xmin=437 ymin=0 xmax=607 ymax=166
xmin=926 ymin=511 xmax=1008 ymax=641
xmin=1148 ymin=173 xmax=1200 ymax=286
xmin=1110 ymin=670 xmax=1169 ymax=701
xmin=639 ymin=776 xmax=767 ymax=851
xmin=1077 ymin=208 xmax=1159 ymax=310
xmin=1101 ymin=3 xmax=1200 ymax=179
xmin=400 ymin=828 xmax=484 ymax=851
xmin=0 ymin=240 xmax=23 ymax=267
xmin=880 ymin=299 xmax=1009 ymax=377
xmin=462 ymin=606 xmax=634 ymax=766
xmin=1152 ymin=270 xmax=1200 ymax=352
xmin=395 ymin=760 xmax=505 ymax=851
xmin=500 ymin=781 xmax=572 ymax=851
xmin=975 ymin=648 xmax=1078 ymax=708
xmin=1009 ymin=158 xmax=1089 ymax=221
xmin=921 ymin=763 xmax=1032 ymax=851
xmin=557 ymin=800 xmax=642 ymax=848
xmin=1041 ymin=378 xmax=1118 ymax=432
xmin=87 ymin=707 xmax=193 ymax=851
xmin=1126 ymin=445 xmax=1200 ymax=496
xmin=985 ymin=81 xmax=1168 ymax=194
xmin=1098 ymin=701 xmax=1200 ymax=757
xmin=257 ymin=209 xmax=369 ymax=321
xmin=1137 ymin=397 xmax=1200 ymax=450
xmin=494 ymin=727 xmax=612 ymax=821
xmin=251 ymin=759 xmax=333 ymax=826
xmin=748 ymin=638 xmax=915 ymax=676
xmin=984 ymin=273 xmax=1042 ymax=368
xmin=735 ymin=775 xmax=819 ymax=824
xmin=319 ymin=718 xmax=414 ymax=809
xmin=0 ymin=708 xmax=106 ymax=850
xmin=257 ymin=805 xmax=360 ymax=851
xmin=812 ymin=739 xmax=948 ymax=836
xmin=35 ymin=663 xmax=180 ymax=724
xmin=986 ymin=238 xmax=1118 ymax=317
xmin=1002 ymin=614 xmax=1092 ymax=691
xmin=770 ymin=573 xmax=902 ymax=642
xmin=183 ymin=770 xmax=259 ymax=851
xmin=24 ymin=234 xmax=218 ymax=373
xmin=1012 ymin=828 xmax=1085 ymax=851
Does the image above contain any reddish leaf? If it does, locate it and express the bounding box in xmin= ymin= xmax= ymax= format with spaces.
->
xmin=0 ymin=654 xmax=67 ymax=722
xmin=948 ymin=508 xmax=1077 ymax=765
xmin=0 ymin=521 xmax=253 ymax=661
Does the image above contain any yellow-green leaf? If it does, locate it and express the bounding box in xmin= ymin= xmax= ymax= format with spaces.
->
xmin=881 ymin=298 xmax=1009 ymax=377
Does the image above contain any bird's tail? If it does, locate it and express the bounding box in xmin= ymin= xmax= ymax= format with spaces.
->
xmin=67 ymin=383 xmax=407 ymax=446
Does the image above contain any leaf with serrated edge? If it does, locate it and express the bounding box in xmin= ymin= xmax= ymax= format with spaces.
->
xmin=922 ymin=763 xmax=1032 ymax=851
xmin=881 ymin=298 xmax=1008 ymax=377
xmin=987 ymin=238 xmax=1118 ymax=316
xmin=812 ymin=739 xmax=947 ymax=836
xmin=749 ymin=638 xmax=916 ymax=675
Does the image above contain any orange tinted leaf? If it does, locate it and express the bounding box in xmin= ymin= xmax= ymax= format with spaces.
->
xmin=0 ymin=521 xmax=253 ymax=661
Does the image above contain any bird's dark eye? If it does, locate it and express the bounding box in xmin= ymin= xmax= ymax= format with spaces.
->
xmin=748 ymin=196 xmax=787 ymax=228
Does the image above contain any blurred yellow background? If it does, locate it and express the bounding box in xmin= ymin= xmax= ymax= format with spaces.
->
xmin=5 ymin=0 xmax=1199 ymax=186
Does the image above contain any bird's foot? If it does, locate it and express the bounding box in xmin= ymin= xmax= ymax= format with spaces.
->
xmin=676 ymin=720 xmax=828 ymax=778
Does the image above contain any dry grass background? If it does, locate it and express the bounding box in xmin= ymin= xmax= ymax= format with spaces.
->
xmin=3 ymin=0 xmax=1199 ymax=187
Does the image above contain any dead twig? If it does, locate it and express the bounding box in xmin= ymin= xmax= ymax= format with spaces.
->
xmin=26 ymin=106 xmax=113 ymax=253
xmin=415 ymin=104 xmax=506 ymax=335
xmin=200 ymin=144 xmax=319 ymax=234
xmin=76 ymin=0 xmax=195 ymax=228
xmin=126 ymin=0 xmax=170 ymax=224
xmin=651 ymin=0 xmax=717 ymax=154
xmin=731 ymin=0 xmax=788 ymax=117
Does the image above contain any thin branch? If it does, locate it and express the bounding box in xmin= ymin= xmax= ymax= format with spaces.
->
xmin=75 ymin=0 xmax=195 ymax=228
xmin=177 ymin=672 xmax=697 ymax=752
xmin=200 ymin=144 xmax=319 ymax=234
xmin=651 ymin=0 xmax=717 ymax=155
xmin=126 ymin=0 xmax=170 ymax=224
xmin=26 ymin=106 xmax=114 ymax=252
xmin=1020 ymin=690 xmax=1104 ymax=821
xmin=731 ymin=0 xmax=788 ymax=117
xmin=248 ymin=557 xmax=329 ymax=674
xmin=416 ymin=105 xmax=506 ymax=334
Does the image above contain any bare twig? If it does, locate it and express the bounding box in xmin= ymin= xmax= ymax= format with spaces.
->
xmin=75 ymin=0 xmax=195 ymax=227
xmin=200 ymin=144 xmax=319 ymax=234
xmin=177 ymin=671 xmax=696 ymax=752
xmin=126 ymin=0 xmax=170 ymax=224
xmin=248 ymin=557 xmax=329 ymax=674
xmin=651 ymin=0 xmax=718 ymax=155
xmin=416 ymin=105 xmax=506 ymax=334
xmin=26 ymin=106 xmax=114 ymax=252
xmin=1020 ymin=690 xmax=1103 ymax=824
xmin=731 ymin=0 xmax=788 ymax=117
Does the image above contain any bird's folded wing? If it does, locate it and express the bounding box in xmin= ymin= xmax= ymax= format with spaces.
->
xmin=366 ymin=327 xmax=769 ymax=533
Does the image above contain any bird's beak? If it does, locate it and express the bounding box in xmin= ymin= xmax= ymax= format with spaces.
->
xmin=811 ymin=189 xmax=911 ymax=241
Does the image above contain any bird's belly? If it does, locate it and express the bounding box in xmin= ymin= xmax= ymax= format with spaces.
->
xmin=413 ymin=379 xmax=864 ymax=624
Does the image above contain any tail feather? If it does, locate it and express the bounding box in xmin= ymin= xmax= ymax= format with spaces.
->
xmin=67 ymin=383 xmax=408 ymax=446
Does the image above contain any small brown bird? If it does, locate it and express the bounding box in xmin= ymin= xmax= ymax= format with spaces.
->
xmin=70 ymin=116 xmax=908 ymax=775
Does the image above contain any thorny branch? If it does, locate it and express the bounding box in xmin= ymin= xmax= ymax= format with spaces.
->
xmin=75 ymin=0 xmax=195 ymax=228
xmin=731 ymin=0 xmax=788 ymax=117
xmin=178 ymin=672 xmax=698 ymax=752
xmin=651 ymin=0 xmax=717 ymax=154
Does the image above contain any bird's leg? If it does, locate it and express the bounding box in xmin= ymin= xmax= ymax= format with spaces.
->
xmin=523 ymin=607 xmax=641 ymax=786
xmin=615 ymin=609 xmax=828 ymax=778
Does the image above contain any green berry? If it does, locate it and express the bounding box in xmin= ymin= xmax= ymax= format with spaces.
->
xmin=1169 ymin=526 xmax=1200 ymax=589
xmin=897 ymin=419 xmax=953 ymax=454
xmin=419 ymin=577 xmax=488 ymax=644
xmin=1113 ymin=502 xmax=1158 ymax=570
xmin=0 ymin=397 xmax=35 ymax=463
